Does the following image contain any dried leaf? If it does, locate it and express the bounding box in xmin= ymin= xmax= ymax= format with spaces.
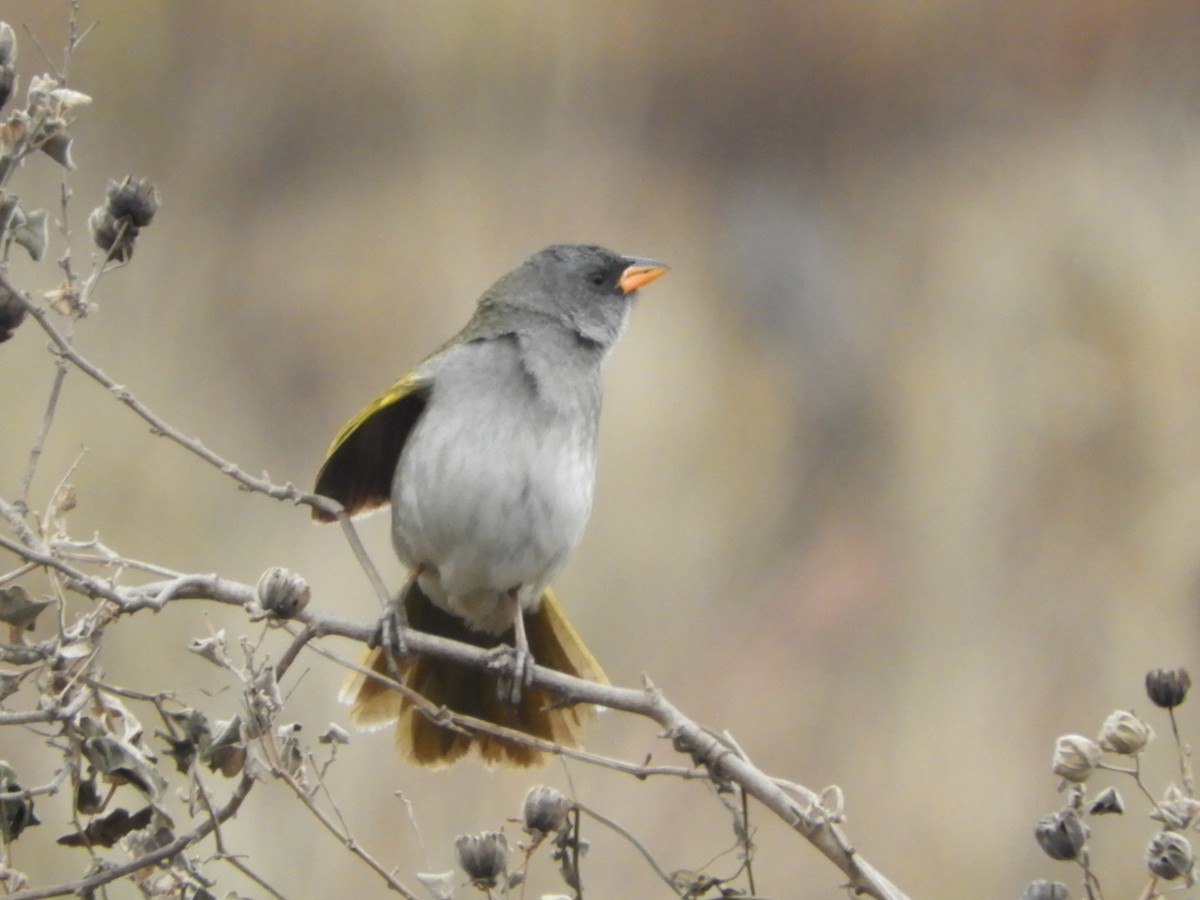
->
xmin=188 ymin=631 xmax=227 ymax=667
xmin=204 ymin=715 xmax=246 ymax=777
xmin=57 ymin=640 xmax=93 ymax=660
xmin=74 ymin=775 xmax=103 ymax=815
xmin=159 ymin=709 xmax=212 ymax=774
xmin=0 ymin=668 xmax=25 ymax=702
xmin=0 ymin=586 xmax=50 ymax=630
xmin=1 ymin=113 xmax=27 ymax=152
xmin=37 ymin=121 xmax=74 ymax=170
xmin=275 ymin=723 xmax=304 ymax=779
xmin=251 ymin=664 xmax=282 ymax=711
xmin=125 ymin=821 xmax=174 ymax=857
xmin=415 ymin=871 xmax=455 ymax=900
xmin=56 ymin=806 xmax=152 ymax=848
xmin=11 ymin=205 xmax=47 ymax=260
xmin=0 ymin=762 xmax=39 ymax=842
xmin=44 ymin=283 xmax=82 ymax=316
xmin=318 ymin=723 xmax=350 ymax=745
xmin=208 ymin=742 xmax=246 ymax=778
xmin=47 ymin=87 xmax=91 ymax=112
xmin=49 ymin=482 xmax=77 ymax=519
xmin=83 ymin=735 xmax=166 ymax=801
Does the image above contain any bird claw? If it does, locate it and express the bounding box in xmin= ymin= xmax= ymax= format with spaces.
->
xmin=487 ymin=643 xmax=534 ymax=704
xmin=369 ymin=594 xmax=409 ymax=659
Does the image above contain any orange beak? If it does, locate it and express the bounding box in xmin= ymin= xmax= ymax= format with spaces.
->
xmin=618 ymin=258 xmax=670 ymax=294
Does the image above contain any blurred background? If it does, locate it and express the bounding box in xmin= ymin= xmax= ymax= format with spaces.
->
xmin=5 ymin=1 xmax=1200 ymax=896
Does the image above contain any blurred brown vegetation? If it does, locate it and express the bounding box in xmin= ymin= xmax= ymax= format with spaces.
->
xmin=6 ymin=1 xmax=1200 ymax=896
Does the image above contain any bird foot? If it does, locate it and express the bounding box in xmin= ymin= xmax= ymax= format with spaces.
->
xmin=486 ymin=643 xmax=535 ymax=704
xmin=368 ymin=591 xmax=409 ymax=659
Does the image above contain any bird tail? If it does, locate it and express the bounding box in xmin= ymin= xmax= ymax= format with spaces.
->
xmin=339 ymin=584 xmax=608 ymax=767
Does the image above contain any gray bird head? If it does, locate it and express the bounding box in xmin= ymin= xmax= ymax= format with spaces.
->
xmin=478 ymin=244 xmax=668 ymax=351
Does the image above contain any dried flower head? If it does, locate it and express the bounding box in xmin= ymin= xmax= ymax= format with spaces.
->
xmin=1146 ymin=830 xmax=1194 ymax=880
xmin=89 ymin=176 xmax=160 ymax=263
xmin=455 ymin=831 xmax=509 ymax=888
xmin=255 ymin=567 xmax=310 ymax=619
xmin=1097 ymin=710 xmax=1153 ymax=755
xmin=1051 ymin=735 xmax=1101 ymax=783
xmin=1035 ymin=809 xmax=1086 ymax=861
xmin=1146 ymin=668 xmax=1191 ymax=709
xmin=1019 ymin=881 xmax=1069 ymax=900
xmin=105 ymin=175 xmax=159 ymax=228
xmin=1152 ymin=784 xmax=1200 ymax=830
xmin=522 ymin=785 xmax=571 ymax=837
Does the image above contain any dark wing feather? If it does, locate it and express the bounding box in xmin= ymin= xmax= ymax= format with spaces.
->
xmin=312 ymin=372 xmax=431 ymax=522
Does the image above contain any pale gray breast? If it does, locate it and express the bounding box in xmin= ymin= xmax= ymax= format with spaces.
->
xmin=390 ymin=335 xmax=600 ymax=617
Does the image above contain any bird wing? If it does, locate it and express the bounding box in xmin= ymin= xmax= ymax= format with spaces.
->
xmin=312 ymin=371 xmax=432 ymax=522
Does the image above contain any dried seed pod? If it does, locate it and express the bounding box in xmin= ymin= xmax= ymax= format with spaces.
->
xmin=1019 ymin=881 xmax=1069 ymax=900
xmin=522 ymin=785 xmax=571 ymax=837
xmin=1051 ymin=735 xmax=1101 ymax=783
xmin=1034 ymin=809 xmax=1086 ymax=861
xmin=0 ymin=64 xmax=14 ymax=111
xmin=0 ymin=22 xmax=16 ymax=67
xmin=1153 ymin=784 xmax=1200 ymax=829
xmin=455 ymin=831 xmax=509 ymax=887
xmin=256 ymin=567 xmax=311 ymax=619
xmin=1146 ymin=830 xmax=1194 ymax=880
xmin=105 ymin=175 xmax=159 ymax=228
xmin=89 ymin=176 xmax=160 ymax=262
xmin=1146 ymin=668 xmax=1191 ymax=710
xmin=1097 ymin=710 xmax=1152 ymax=755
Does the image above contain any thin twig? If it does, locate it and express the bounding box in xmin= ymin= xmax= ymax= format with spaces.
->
xmin=1168 ymin=708 xmax=1194 ymax=795
xmin=0 ymin=767 xmax=70 ymax=804
xmin=190 ymin=768 xmax=287 ymax=900
xmin=0 ymin=272 xmax=337 ymax=519
xmin=0 ymin=560 xmax=39 ymax=587
xmin=337 ymin=510 xmax=393 ymax=612
xmin=276 ymin=623 xmax=318 ymax=679
xmin=270 ymin=760 xmax=419 ymax=898
xmin=576 ymin=800 xmax=680 ymax=894
xmin=0 ymin=528 xmax=138 ymax=608
xmin=1 ymin=270 xmax=393 ymax=614
xmin=17 ymin=358 xmax=70 ymax=510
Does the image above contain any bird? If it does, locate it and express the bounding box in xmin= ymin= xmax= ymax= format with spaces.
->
xmin=313 ymin=243 xmax=668 ymax=766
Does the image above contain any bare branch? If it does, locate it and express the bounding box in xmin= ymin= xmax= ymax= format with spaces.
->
xmin=0 ymin=689 xmax=87 ymax=726
xmin=0 ymin=271 xmax=336 ymax=519
xmin=4 ymin=521 xmax=908 ymax=897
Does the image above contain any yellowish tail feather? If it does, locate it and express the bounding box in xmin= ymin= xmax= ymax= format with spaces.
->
xmin=340 ymin=587 xmax=606 ymax=767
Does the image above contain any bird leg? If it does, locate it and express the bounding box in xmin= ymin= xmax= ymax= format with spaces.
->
xmin=370 ymin=565 xmax=421 ymax=659
xmin=489 ymin=588 xmax=535 ymax=704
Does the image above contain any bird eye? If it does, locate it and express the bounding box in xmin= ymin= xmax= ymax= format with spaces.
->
xmin=587 ymin=270 xmax=607 ymax=287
